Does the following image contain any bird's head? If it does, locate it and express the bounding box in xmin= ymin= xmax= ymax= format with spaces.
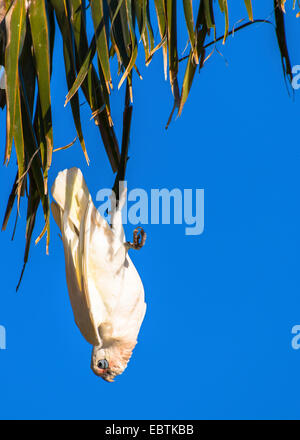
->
xmin=91 ymin=341 xmax=136 ymax=382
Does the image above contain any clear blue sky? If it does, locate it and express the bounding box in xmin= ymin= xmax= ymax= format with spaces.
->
xmin=0 ymin=2 xmax=300 ymax=420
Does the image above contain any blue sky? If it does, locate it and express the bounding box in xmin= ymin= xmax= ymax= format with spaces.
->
xmin=0 ymin=2 xmax=300 ymax=420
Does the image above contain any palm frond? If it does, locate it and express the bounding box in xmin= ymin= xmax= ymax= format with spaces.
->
xmin=0 ymin=0 xmax=295 ymax=287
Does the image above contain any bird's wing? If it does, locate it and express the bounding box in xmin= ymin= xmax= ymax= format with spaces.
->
xmin=82 ymin=199 xmax=146 ymax=344
xmin=81 ymin=200 xmax=123 ymax=336
xmin=51 ymin=168 xmax=104 ymax=346
xmin=52 ymin=167 xmax=146 ymax=348
xmin=51 ymin=167 xmax=90 ymax=232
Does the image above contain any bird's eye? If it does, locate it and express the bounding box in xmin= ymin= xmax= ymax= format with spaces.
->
xmin=97 ymin=359 xmax=109 ymax=369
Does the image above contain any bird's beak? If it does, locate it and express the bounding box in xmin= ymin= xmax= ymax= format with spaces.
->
xmin=91 ymin=364 xmax=115 ymax=382
xmin=102 ymin=374 xmax=115 ymax=383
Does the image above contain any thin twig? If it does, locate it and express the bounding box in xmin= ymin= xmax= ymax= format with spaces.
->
xmin=113 ymin=77 xmax=133 ymax=205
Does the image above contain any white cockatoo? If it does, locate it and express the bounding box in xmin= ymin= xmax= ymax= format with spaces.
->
xmin=51 ymin=168 xmax=146 ymax=382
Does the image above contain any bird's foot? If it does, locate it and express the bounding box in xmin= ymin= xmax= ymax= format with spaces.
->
xmin=126 ymin=227 xmax=147 ymax=250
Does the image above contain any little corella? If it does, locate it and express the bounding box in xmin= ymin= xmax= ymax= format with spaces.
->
xmin=51 ymin=168 xmax=146 ymax=382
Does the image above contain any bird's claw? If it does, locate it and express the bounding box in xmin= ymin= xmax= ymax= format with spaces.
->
xmin=126 ymin=227 xmax=147 ymax=250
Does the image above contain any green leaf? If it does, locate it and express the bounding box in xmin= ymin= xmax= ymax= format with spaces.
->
xmin=134 ymin=0 xmax=150 ymax=62
xmin=146 ymin=1 xmax=154 ymax=55
xmin=274 ymin=0 xmax=292 ymax=85
xmin=183 ymin=0 xmax=197 ymax=63
xmin=64 ymin=36 xmax=96 ymax=105
xmin=118 ymin=0 xmax=138 ymax=90
xmin=113 ymin=79 xmax=132 ymax=201
xmin=19 ymin=26 xmax=36 ymax=116
xmin=218 ymin=0 xmax=229 ymax=44
xmin=50 ymin=0 xmax=89 ymax=164
xmin=2 ymin=172 xmax=18 ymax=231
xmin=90 ymin=0 xmax=112 ymax=92
xmin=16 ymin=170 xmax=40 ymax=291
xmin=29 ymin=0 xmax=53 ymax=193
xmin=178 ymin=0 xmax=208 ymax=116
xmin=19 ymin=72 xmax=50 ymax=253
xmin=4 ymin=0 xmax=26 ymax=187
xmin=244 ymin=0 xmax=253 ymax=21
xmin=107 ymin=0 xmax=130 ymax=69
xmin=69 ymin=0 xmax=120 ymax=171
xmin=47 ymin=1 xmax=56 ymax=76
xmin=166 ymin=0 xmax=178 ymax=94
xmin=14 ymin=84 xmax=26 ymax=201
xmin=154 ymin=0 xmax=167 ymax=78
xmin=203 ymin=0 xmax=215 ymax=30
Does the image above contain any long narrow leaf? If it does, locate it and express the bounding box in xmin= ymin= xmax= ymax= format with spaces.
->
xmin=178 ymin=0 xmax=208 ymax=116
xmin=244 ymin=0 xmax=253 ymax=21
xmin=29 ymin=0 xmax=53 ymax=193
xmin=69 ymin=0 xmax=120 ymax=171
xmin=154 ymin=0 xmax=167 ymax=79
xmin=19 ymin=71 xmax=50 ymax=253
xmin=183 ymin=0 xmax=197 ymax=63
xmin=274 ymin=0 xmax=293 ymax=85
xmin=90 ymin=0 xmax=112 ymax=92
xmin=4 ymin=0 xmax=26 ymax=184
xmin=166 ymin=0 xmax=178 ymax=93
xmin=50 ymin=0 xmax=89 ymax=164
xmin=118 ymin=0 xmax=138 ymax=90
xmin=218 ymin=0 xmax=229 ymax=44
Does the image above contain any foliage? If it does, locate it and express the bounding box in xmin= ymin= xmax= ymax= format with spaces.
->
xmin=0 ymin=0 xmax=296 ymax=287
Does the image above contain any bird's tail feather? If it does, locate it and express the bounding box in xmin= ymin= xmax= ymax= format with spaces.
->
xmin=51 ymin=167 xmax=91 ymax=232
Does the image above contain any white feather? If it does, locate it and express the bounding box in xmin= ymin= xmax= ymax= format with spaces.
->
xmin=51 ymin=168 xmax=146 ymax=380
